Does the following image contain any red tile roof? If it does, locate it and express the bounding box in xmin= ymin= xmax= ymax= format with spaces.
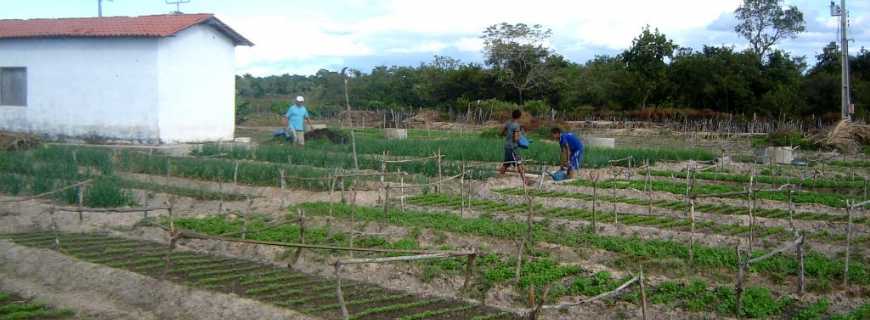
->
xmin=0 ymin=14 xmax=253 ymax=46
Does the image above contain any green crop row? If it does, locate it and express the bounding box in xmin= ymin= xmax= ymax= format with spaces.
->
xmin=298 ymin=132 xmax=716 ymax=168
xmin=571 ymin=178 xmax=856 ymax=208
xmin=116 ymin=151 xmax=358 ymax=191
xmin=653 ymin=170 xmax=867 ymax=191
xmin=494 ymin=188 xmax=868 ymax=225
xmin=407 ymin=194 xmax=798 ymax=241
xmin=194 ymin=143 xmax=494 ymax=180
xmin=296 ymin=202 xmax=869 ymax=286
xmin=0 ymin=291 xmax=75 ymax=320
xmin=118 ymin=178 xmax=249 ymax=201
xmin=170 ymin=211 xmax=839 ymax=319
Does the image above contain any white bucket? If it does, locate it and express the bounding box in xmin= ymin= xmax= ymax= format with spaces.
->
xmin=766 ymin=147 xmax=795 ymax=164
xmin=586 ymin=137 xmax=616 ymax=149
xmin=385 ymin=128 xmax=408 ymax=140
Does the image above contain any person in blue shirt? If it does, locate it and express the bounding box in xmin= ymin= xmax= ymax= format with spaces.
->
xmin=551 ymin=127 xmax=583 ymax=178
xmin=284 ymin=96 xmax=313 ymax=146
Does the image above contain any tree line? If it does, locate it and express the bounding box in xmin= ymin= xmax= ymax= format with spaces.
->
xmin=235 ymin=0 xmax=869 ymax=122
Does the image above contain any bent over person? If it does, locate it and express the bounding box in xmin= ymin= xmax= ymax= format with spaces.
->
xmin=551 ymin=127 xmax=583 ymax=178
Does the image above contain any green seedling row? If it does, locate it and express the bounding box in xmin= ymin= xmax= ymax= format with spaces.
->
xmin=408 ymin=194 xmax=797 ymax=242
xmin=297 ymin=202 xmax=869 ymax=287
xmin=3 ymin=232 xmax=515 ymax=320
xmin=496 ymin=188 xmax=866 ymax=225
xmin=0 ymin=290 xmax=76 ymax=320
xmin=570 ymin=178 xmax=857 ymax=208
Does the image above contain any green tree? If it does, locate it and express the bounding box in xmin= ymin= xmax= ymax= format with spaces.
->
xmin=622 ymin=26 xmax=676 ymax=108
xmin=734 ymin=0 xmax=805 ymax=59
xmin=481 ymin=23 xmax=553 ymax=104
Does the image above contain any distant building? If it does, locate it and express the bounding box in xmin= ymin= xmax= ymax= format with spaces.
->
xmin=0 ymin=14 xmax=253 ymax=143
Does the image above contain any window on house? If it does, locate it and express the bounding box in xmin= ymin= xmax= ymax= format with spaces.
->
xmin=0 ymin=67 xmax=27 ymax=106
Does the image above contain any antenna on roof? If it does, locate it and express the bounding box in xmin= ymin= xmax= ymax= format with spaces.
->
xmin=165 ymin=0 xmax=191 ymax=14
xmin=98 ymin=0 xmax=113 ymax=17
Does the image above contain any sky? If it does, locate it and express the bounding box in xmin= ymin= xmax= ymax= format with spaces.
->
xmin=2 ymin=0 xmax=869 ymax=76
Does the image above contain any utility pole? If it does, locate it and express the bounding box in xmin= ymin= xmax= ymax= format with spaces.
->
xmin=98 ymin=0 xmax=112 ymax=17
xmin=831 ymin=0 xmax=852 ymax=121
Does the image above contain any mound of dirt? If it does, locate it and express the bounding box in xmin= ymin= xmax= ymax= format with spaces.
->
xmin=305 ymin=128 xmax=348 ymax=144
xmin=0 ymin=132 xmax=40 ymax=151
xmin=811 ymin=120 xmax=870 ymax=153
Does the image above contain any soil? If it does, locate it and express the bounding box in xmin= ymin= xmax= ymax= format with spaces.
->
xmin=305 ymin=129 xmax=349 ymax=144
xmin=0 ymin=238 xmax=312 ymax=320
xmin=0 ymin=131 xmax=40 ymax=151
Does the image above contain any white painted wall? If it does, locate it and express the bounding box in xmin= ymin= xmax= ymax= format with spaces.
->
xmin=157 ymin=25 xmax=236 ymax=143
xmin=0 ymin=38 xmax=161 ymax=142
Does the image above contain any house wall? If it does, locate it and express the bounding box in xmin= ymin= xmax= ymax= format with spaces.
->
xmin=157 ymin=24 xmax=236 ymax=143
xmin=0 ymin=38 xmax=161 ymax=142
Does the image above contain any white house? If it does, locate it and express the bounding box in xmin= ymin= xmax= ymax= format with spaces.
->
xmin=0 ymin=14 xmax=253 ymax=143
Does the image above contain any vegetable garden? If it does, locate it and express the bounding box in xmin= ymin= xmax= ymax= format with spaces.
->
xmin=0 ymin=127 xmax=868 ymax=320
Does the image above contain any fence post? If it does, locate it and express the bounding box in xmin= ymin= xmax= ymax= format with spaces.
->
xmin=592 ymin=175 xmax=598 ymax=233
xmin=334 ymin=262 xmax=350 ymax=320
xmin=165 ymin=157 xmax=171 ymax=178
xmin=646 ymin=160 xmax=652 ymax=216
xmin=689 ymin=199 xmax=696 ymax=265
xmin=351 ymin=130 xmax=359 ymax=170
xmin=77 ymin=185 xmax=85 ymax=223
xmin=747 ymin=172 xmax=756 ymax=253
xmin=279 ymin=169 xmax=286 ymax=190
xmin=399 ymin=169 xmax=405 ymax=213
xmin=797 ymin=234 xmax=805 ymax=295
xmin=217 ymin=176 xmax=225 ymax=214
xmin=640 ymin=266 xmax=648 ymax=320
xmin=49 ymin=206 xmax=60 ymax=250
xmin=233 ymin=161 xmax=240 ymax=185
xmin=460 ymin=161 xmax=466 ymax=217
xmin=349 ymin=189 xmax=356 ymax=258
xmin=462 ymin=249 xmax=477 ymax=292
xmin=734 ymin=246 xmax=745 ymax=319
xmin=844 ymin=201 xmax=852 ymax=288
xmin=163 ymin=198 xmax=177 ymax=279
xmin=241 ymin=196 xmax=252 ymax=240
xmin=436 ymin=149 xmax=443 ymax=194
xmin=293 ymin=208 xmax=306 ymax=265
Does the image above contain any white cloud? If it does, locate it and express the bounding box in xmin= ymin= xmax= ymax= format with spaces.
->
xmin=455 ymin=37 xmax=483 ymax=53
xmin=221 ymin=0 xmax=869 ymax=75
xmin=386 ymin=41 xmax=448 ymax=54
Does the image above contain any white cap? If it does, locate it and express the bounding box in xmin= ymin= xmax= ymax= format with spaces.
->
xmin=296 ymin=96 xmax=305 ymax=102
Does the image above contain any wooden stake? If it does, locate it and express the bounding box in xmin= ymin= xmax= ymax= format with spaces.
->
xmin=735 ymin=246 xmax=745 ymax=319
xmin=77 ymin=185 xmax=84 ymax=223
xmin=436 ymin=149 xmax=443 ymax=193
xmin=639 ymin=266 xmax=648 ymax=320
xmin=293 ymin=208 xmax=306 ymax=265
xmin=689 ymin=199 xmax=696 ymax=265
xmin=747 ymin=171 xmax=756 ymax=253
xmin=351 ymin=130 xmax=359 ymax=170
xmin=646 ymin=160 xmax=652 ymax=216
xmin=279 ymin=169 xmax=286 ymax=189
xmin=460 ymin=161 xmax=466 ymax=217
xmin=49 ymin=206 xmax=60 ymax=250
xmin=592 ymin=176 xmax=598 ymax=233
xmin=349 ymin=189 xmax=356 ymax=258
xmin=218 ymin=176 xmax=224 ymax=214
xmin=241 ymin=196 xmax=252 ymax=240
xmin=797 ymin=234 xmax=806 ymax=294
xmin=844 ymin=201 xmax=852 ymax=288
xmin=462 ymin=250 xmax=477 ymax=292
xmin=334 ymin=263 xmax=349 ymax=320
xmin=233 ymin=161 xmax=240 ymax=185
xmin=399 ymin=169 xmax=405 ymax=213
